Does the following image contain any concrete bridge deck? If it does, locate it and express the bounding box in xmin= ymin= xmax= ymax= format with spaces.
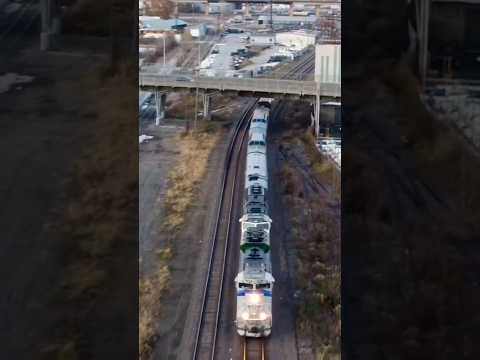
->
xmin=173 ymin=0 xmax=339 ymax=4
xmin=139 ymin=74 xmax=340 ymax=98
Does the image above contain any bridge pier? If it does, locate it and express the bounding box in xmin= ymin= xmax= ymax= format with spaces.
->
xmin=314 ymin=93 xmax=320 ymax=137
xmin=315 ymin=5 xmax=322 ymax=17
xmin=154 ymin=90 xmax=166 ymax=125
xmin=204 ymin=3 xmax=209 ymax=15
xmin=203 ymin=93 xmax=211 ymax=120
xmin=289 ymin=4 xmax=294 ymax=16
xmin=244 ymin=3 xmax=250 ymax=17
xmin=40 ymin=0 xmax=51 ymax=50
xmin=40 ymin=0 xmax=61 ymax=50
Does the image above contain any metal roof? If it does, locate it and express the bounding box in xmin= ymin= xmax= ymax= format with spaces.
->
xmin=139 ymin=16 xmax=188 ymax=31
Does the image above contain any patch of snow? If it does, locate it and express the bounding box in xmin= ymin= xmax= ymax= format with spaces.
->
xmin=0 ymin=73 xmax=34 ymax=94
xmin=139 ymin=134 xmax=154 ymax=144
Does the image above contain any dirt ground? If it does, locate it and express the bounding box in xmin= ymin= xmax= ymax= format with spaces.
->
xmin=270 ymin=102 xmax=341 ymax=360
xmin=140 ymin=124 xmax=183 ymax=276
xmin=0 ymin=52 xmax=96 ymax=358
xmin=139 ymin=98 xmax=252 ymax=359
xmin=1 ymin=31 xmax=139 ymax=359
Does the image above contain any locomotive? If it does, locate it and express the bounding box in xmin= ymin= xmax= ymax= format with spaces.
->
xmin=235 ymin=98 xmax=274 ymax=337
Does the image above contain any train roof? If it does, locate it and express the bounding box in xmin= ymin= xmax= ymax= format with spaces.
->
xmin=249 ymin=131 xmax=266 ymax=142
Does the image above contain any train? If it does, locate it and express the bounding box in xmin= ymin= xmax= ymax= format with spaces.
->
xmin=235 ymin=98 xmax=275 ymax=337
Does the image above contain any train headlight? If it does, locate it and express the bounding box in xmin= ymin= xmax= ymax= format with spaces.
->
xmin=259 ymin=312 xmax=268 ymax=320
xmin=249 ymin=293 xmax=261 ymax=304
xmin=241 ymin=312 xmax=249 ymax=320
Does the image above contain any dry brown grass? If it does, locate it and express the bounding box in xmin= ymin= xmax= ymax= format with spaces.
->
xmin=139 ymin=126 xmax=220 ymax=358
xmin=278 ymin=132 xmax=340 ymax=357
xmin=301 ymin=131 xmax=341 ymax=199
xmin=42 ymin=62 xmax=137 ymax=359
xmin=139 ymin=261 xmax=171 ymax=359
xmin=162 ymin=129 xmax=220 ymax=232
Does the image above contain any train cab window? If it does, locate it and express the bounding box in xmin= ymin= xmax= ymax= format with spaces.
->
xmin=239 ymin=283 xmax=254 ymax=289
xmin=256 ymin=283 xmax=270 ymax=289
xmin=254 ymin=166 xmax=259 ymax=169
xmin=249 ymin=175 xmax=259 ymax=181
xmin=259 ymin=141 xmax=265 ymax=146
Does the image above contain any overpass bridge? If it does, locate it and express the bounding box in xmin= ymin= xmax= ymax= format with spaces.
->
xmin=139 ymin=74 xmax=339 ymax=97
xmin=173 ymin=0 xmax=339 ymax=3
xmin=139 ymin=74 xmax=340 ymax=134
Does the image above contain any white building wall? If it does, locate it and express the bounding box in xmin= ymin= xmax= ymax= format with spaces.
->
xmin=315 ymin=44 xmax=341 ymax=84
xmin=250 ymin=35 xmax=275 ymax=45
xmin=207 ymin=3 xmax=235 ymax=14
xmin=190 ymin=24 xmax=206 ymax=38
xmin=276 ymin=32 xmax=316 ymax=50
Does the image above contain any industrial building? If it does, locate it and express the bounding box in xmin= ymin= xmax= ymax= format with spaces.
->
xmin=249 ymin=34 xmax=275 ymax=45
xmin=428 ymin=0 xmax=480 ymax=79
xmin=190 ymin=24 xmax=207 ymax=39
xmin=410 ymin=0 xmax=480 ymax=82
xmin=314 ymin=42 xmax=341 ymax=84
xmin=139 ymin=16 xmax=188 ymax=34
xmin=257 ymin=15 xmax=317 ymax=27
xmin=276 ymin=30 xmax=317 ymax=51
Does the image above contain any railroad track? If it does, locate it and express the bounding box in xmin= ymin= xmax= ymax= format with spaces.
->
xmin=192 ymin=100 xmax=257 ymax=360
xmin=243 ymin=338 xmax=266 ymax=360
xmin=276 ymin=50 xmax=315 ymax=80
xmin=193 ymin=47 xmax=315 ymax=360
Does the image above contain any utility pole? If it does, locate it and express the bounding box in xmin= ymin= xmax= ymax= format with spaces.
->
xmin=40 ymin=0 xmax=51 ymax=50
xmin=194 ymin=41 xmax=201 ymax=130
xmin=270 ymin=0 xmax=273 ymax=34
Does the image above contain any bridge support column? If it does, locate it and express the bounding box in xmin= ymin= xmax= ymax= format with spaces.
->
xmin=244 ymin=3 xmax=250 ymax=17
xmin=40 ymin=0 xmax=51 ymax=50
xmin=41 ymin=0 xmax=62 ymax=50
xmin=416 ymin=0 xmax=431 ymax=86
xmin=314 ymin=93 xmax=320 ymax=137
xmin=204 ymin=3 xmax=209 ymax=15
xmin=289 ymin=4 xmax=294 ymax=16
xmin=154 ymin=90 xmax=166 ymax=125
xmin=203 ymin=93 xmax=211 ymax=120
xmin=315 ymin=5 xmax=321 ymax=17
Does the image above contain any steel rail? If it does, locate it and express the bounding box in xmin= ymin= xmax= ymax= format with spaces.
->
xmin=193 ymin=45 xmax=315 ymax=360
xmin=243 ymin=338 xmax=266 ymax=360
xmin=192 ymin=100 xmax=257 ymax=360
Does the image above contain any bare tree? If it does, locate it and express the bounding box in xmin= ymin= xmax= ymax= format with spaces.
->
xmin=144 ymin=0 xmax=174 ymax=19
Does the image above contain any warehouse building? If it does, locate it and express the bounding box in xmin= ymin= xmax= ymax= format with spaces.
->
xmin=314 ymin=42 xmax=341 ymax=84
xmin=139 ymin=16 xmax=188 ymax=34
xmin=276 ymin=30 xmax=317 ymax=50
xmin=411 ymin=0 xmax=480 ymax=82
xmin=257 ymin=15 xmax=317 ymax=27
xmin=249 ymin=34 xmax=275 ymax=45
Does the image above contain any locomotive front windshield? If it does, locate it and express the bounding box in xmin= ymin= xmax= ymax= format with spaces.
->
xmin=256 ymin=283 xmax=271 ymax=289
xmin=239 ymin=283 xmax=254 ymax=289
